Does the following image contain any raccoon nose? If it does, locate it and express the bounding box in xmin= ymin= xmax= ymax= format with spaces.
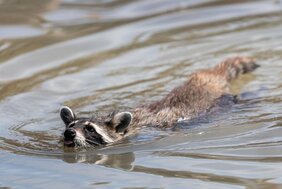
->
xmin=64 ymin=129 xmax=76 ymax=139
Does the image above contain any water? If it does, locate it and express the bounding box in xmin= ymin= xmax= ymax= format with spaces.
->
xmin=1 ymin=0 xmax=282 ymax=188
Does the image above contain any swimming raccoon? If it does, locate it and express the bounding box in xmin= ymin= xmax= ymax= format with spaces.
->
xmin=60 ymin=56 xmax=259 ymax=147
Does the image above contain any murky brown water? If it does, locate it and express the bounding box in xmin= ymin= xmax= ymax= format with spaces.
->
xmin=1 ymin=0 xmax=282 ymax=188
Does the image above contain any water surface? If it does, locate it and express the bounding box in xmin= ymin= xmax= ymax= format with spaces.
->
xmin=1 ymin=0 xmax=282 ymax=188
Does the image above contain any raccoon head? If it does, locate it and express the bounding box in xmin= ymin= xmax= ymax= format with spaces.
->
xmin=60 ymin=106 xmax=133 ymax=148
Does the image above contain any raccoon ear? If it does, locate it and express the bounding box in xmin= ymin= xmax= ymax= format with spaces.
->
xmin=60 ymin=106 xmax=76 ymax=126
xmin=110 ymin=112 xmax=132 ymax=133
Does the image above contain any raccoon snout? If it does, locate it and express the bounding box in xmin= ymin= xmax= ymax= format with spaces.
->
xmin=64 ymin=129 xmax=76 ymax=139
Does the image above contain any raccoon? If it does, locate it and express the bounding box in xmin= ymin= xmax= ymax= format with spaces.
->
xmin=60 ymin=56 xmax=259 ymax=147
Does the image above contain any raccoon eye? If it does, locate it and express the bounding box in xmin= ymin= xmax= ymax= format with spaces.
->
xmin=85 ymin=125 xmax=95 ymax=132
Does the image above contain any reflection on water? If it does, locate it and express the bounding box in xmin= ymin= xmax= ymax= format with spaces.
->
xmin=1 ymin=0 xmax=282 ymax=188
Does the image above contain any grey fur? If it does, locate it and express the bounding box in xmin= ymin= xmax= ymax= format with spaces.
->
xmin=60 ymin=56 xmax=259 ymax=147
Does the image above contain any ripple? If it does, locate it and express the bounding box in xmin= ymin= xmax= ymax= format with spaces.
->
xmin=0 ymin=25 xmax=45 ymax=39
xmin=1 ymin=0 xmax=282 ymax=188
xmin=44 ymin=8 xmax=97 ymax=24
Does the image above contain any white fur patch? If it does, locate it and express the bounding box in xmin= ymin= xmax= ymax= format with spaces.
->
xmin=67 ymin=120 xmax=79 ymax=127
xmin=88 ymin=122 xmax=114 ymax=143
xmin=74 ymin=130 xmax=88 ymax=147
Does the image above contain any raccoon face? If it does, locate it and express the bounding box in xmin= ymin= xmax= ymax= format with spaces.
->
xmin=60 ymin=106 xmax=132 ymax=148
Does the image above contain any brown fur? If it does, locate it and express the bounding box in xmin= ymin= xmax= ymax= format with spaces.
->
xmin=60 ymin=56 xmax=259 ymax=147
xmin=130 ymin=56 xmax=259 ymax=129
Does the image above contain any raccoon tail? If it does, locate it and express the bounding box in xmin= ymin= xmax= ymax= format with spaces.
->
xmin=214 ymin=56 xmax=259 ymax=83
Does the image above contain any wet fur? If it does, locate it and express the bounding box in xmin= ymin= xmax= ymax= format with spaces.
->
xmin=130 ymin=56 xmax=258 ymax=128
xmin=61 ymin=56 xmax=259 ymax=147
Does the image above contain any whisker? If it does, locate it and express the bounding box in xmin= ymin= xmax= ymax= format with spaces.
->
xmin=85 ymin=139 xmax=100 ymax=146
